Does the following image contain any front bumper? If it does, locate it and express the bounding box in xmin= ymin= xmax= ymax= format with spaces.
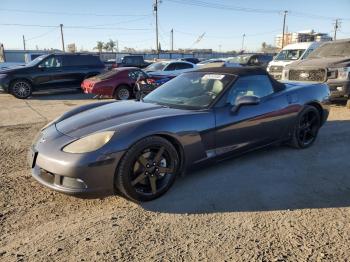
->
xmin=29 ymin=125 xmax=125 ymax=196
xmin=327 ymin=79 xmax=350 ymax=99
xmin=269 ymin=72 xmax=282 ymax=80
xmin=0 ymin=77 xmax=10 ymax=92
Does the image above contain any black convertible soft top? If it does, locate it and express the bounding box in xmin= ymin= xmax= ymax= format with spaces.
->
xmin=196 ymin=66 xmax=285 ymax=91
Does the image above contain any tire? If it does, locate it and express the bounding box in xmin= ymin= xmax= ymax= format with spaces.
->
xmin=346 ymin=99 xmax=350 ymax=109
xmin=114 ymin=85 xmax=131 ymax=100
xmin=115 ymin=136 xmax=180 ymax=202
xmin=10 ymin=79 xmax=32 ymax=99
xmin=289 ymin=105 xmax=321 ymax=149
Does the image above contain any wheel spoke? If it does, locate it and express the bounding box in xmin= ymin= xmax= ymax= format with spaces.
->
xmin=149 ymin=176 xmax=157 ymax=194
xmin=158 ymin=167 xmax=174 ymax=174
xmin=302 ymin=130 xmax=307 ymax=143
xmin=153 ymin=147 xmax=165 ymax=163
xmin=137 ymin=155 xmax=148 ymax=168
xmin=131 ymin=172 xmax=146 ymax=186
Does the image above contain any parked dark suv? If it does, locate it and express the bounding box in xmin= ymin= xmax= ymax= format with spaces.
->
xmin=0 ymin=53 xmax=105 ymax=99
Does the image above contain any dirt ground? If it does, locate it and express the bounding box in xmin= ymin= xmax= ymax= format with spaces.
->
xmin=1 ymin=93 xmax=350 ymax=261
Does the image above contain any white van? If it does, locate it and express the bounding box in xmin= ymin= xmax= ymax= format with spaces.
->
xmin=267 ymin=42 xmax=321 ymax=80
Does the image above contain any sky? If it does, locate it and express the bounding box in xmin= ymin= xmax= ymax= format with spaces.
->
xmin=0 ymin=0 xmax=349 ymax=52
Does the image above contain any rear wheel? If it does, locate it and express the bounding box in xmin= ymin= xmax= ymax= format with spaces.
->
xmin=115 ymin=136 xmax=179 ymax=202
xmin=289 ymin=106 xmax=321 ymax=149
xmin=11 ymin=79 xmax=32 ymax=99
xmin=114 ymin=85 xmax=131 ymax=100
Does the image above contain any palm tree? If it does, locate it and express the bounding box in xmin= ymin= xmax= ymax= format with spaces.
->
xmin=103 ymin=42 xmax=110 ymax=52
xmin=94 ymin=41 xmax=104 ymax=53
xmin=106 ymin=39 xmax=116 ymax=52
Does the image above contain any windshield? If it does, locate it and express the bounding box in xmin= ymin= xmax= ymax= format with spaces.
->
xmin=26 ymin=54 xmax=48 ymax=67
xmin=226 ymin=55 xmax=251 ymax=64
xmin=145 ymin=62 xmax=168 ymax=71
xmin=308 ymin=42 xmax=350 ymax=58
xmin=143 ymin=72 xmax=235 ymax=109
xmin=275 ymin=49 xmax=305 ymax=61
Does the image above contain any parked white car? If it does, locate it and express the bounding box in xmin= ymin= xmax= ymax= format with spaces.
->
xmin=267 ymin=42 xmax=321 ymax=80
xmin=144 ymin=61 xmax=197 ymax=77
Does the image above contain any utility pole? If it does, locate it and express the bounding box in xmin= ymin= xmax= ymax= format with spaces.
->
xmin=241 ymin=34 xmax=246 ymax=51
xmin=22 ymin=35 xmax=26 ymax=51
xmin=60 ymin=24 xmax=65 ymax=52
xmin=333 ymin=19 xmax=340 ymax=41
xmin=116 ymin=40 xmax=119 ymax=52
xmin=171 ymin=28 xmax=174 ymax=51
xmin=153 ymin=0 xmax=159 ymax=56
xmin=281 ymin=10 xmax=288 ymax=48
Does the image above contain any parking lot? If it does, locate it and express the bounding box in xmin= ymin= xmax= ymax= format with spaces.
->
xmin=0 ymin=92 xmax=349 ymax=261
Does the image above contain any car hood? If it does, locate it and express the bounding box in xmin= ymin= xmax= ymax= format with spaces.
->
xmin=55 ymin=100 xmax=189 ymax=138
xmin=268 ymin=60 xmax=294 ymax=67
xmin=0 ymin=64 xmax=32 ymax=73
xmin=285 ymin=57 xmax=350 ymax=69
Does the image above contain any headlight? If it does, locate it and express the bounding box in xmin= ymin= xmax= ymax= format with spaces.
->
xmin=0 ymin=74 xmax=7 ymax=79
xmin=63 ymin=131 xmax=115 ymax=153
xmin=337 ymin=67 xmax=350 ymax=80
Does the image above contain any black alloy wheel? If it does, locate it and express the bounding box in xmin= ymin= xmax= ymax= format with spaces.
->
xmin=116 ymin=136 xmax=179 ymax=202
xmin=290 ymin=106 xmax=321 ymax=149
xmin=11 ymin=80 xmax=32 ymax=99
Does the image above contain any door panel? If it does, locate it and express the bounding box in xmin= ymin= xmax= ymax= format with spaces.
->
xmin=214 ymin=93 xmax=291 ymax=156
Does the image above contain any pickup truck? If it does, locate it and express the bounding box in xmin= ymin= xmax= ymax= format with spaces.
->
xmin=283 ymin=39 xmax=350 ymax=108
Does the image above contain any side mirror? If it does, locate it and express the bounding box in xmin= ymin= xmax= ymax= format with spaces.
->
xmin=231 ymin=95 xmax=260 ymax=113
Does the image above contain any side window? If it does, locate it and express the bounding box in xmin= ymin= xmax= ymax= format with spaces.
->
xmin=164 ymin=63 xmax=177 ymax=71
xmin=178 ymin=63 xmax=193 ymax=70
xmin=123 ymin=57 xmax=134 ymax=64
xmin=39 ymin=56 xmax=62 ymax=68
xmin=175 ymin=63 xmax=193 ymax=70
xmin=227 ymin=75 xmax=274 ymax=105
xmin=128 ymin=70 xmax=146 ymax=80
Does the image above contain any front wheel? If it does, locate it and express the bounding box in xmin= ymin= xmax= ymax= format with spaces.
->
xmin=289 ymin=106 xmax=321 ymax=149
xmin=11 ymin=79 xmax=32 ymax=99
xmin=115 ymin=136 xmax=180 ymax=202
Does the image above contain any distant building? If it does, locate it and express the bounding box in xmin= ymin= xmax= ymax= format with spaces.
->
xmin=67 ymin=43 xmax=77 ymax=53
xmin=275 ymin=30 xmax=332 ymax=49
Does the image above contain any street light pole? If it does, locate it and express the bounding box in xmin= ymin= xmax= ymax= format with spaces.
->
xmin=241 ymin=34 xmax=246 ymax=51
xmin=171 ymin=28 xmax=174 ymax=51
xmin=60 ymin=24 xmax=65 ymax=52
xmin=153 ymin=0 xmax=159 ymax=56
xmin=22 ymin=35 xmax=26 ymax=51
xmin=281 ymin=10 xmax=288 ymax=48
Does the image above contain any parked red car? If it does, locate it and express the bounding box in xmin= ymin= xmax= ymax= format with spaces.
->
xmin=81 ymin=67 xmax=150 ymax=100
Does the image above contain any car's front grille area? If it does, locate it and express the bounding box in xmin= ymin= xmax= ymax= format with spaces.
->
xmin=289 ymin=69 xmax=326 ymax=82
xmin=40 ymin=168 xmax=55 ymax=184
xmin=269 ymin=66 xmax=283 ymax=73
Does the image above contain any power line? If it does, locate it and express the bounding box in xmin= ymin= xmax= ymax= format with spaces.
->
xmin=166 ymin=0 xmax=280 ymax=14
xmin=0 ymin=23 xmax=151 ymax=31
xmin=26 ymin=27 xmax=58 ymax=41
xmin=0 ymin=8 xmax=149 ymax=17
xmin=166 ymin=0 xmax=350 ymax=21
xmin=174 ymin=29 xmax=280 ymax=39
